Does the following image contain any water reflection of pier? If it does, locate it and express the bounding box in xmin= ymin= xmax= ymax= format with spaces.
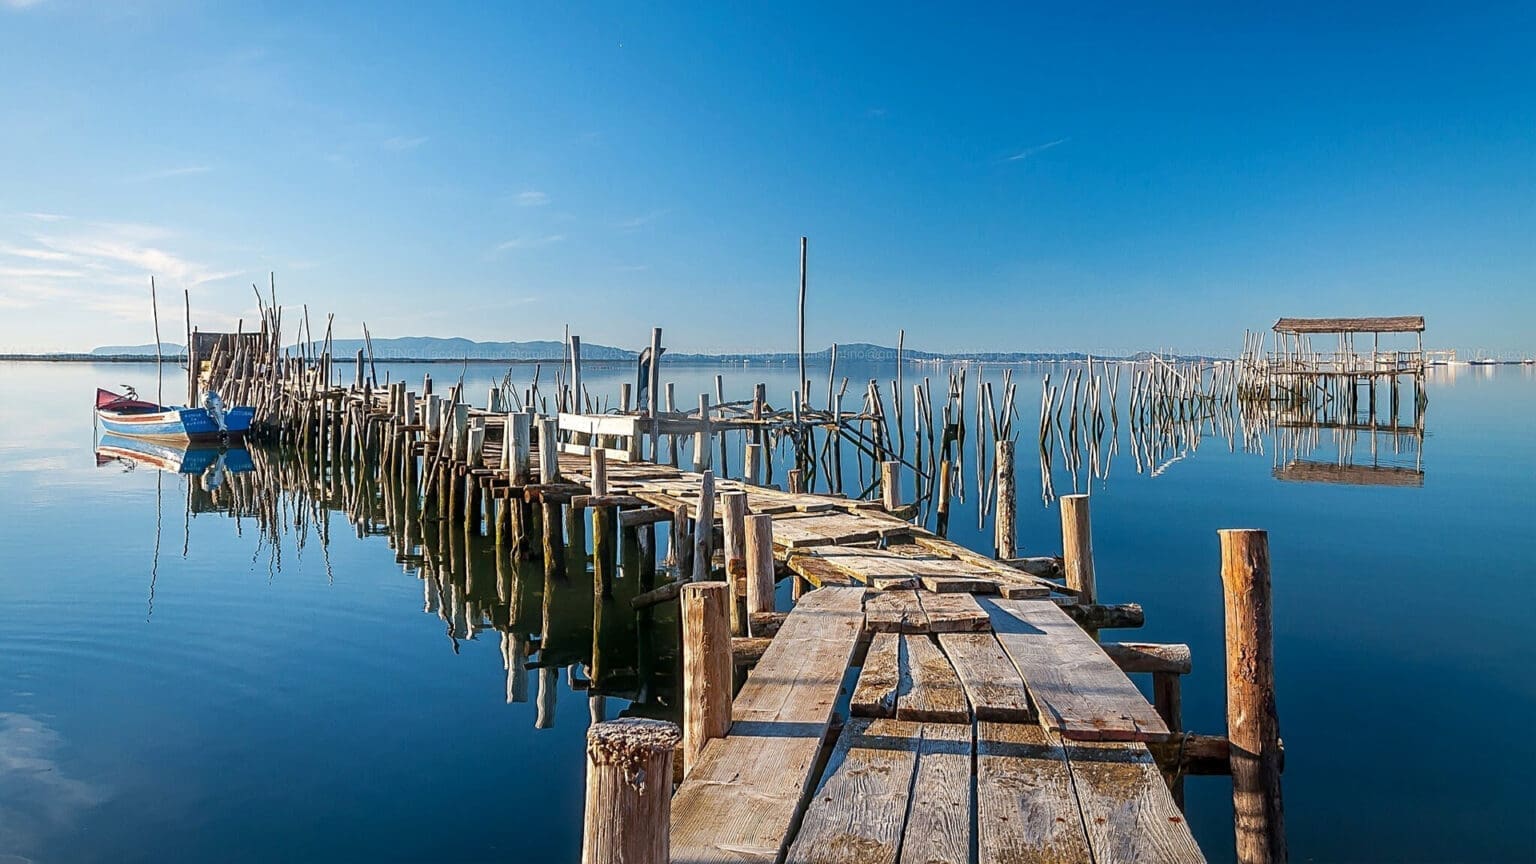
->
xmin=179 ymin=444 xmax=680 ymax=728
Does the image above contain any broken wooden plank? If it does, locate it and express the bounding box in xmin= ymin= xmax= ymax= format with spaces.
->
xmin=1064 ymin=739 xmax=1207 ymax=863
xmin=786 ymin=552 xmax=861 ymax=588
xmin=670 ymin=587 xmax=866 ymax=863
xmin=983 ymin=597 xmax=1170 ymax=742
xmin=915 ymin=591 xmax=990 ymax=633
xmin=897 ymin=635 xmax=969 ymax=723
xmin=898 ymin=722 xmax=972 ymax=864
xmin=864 ymin=590 xmax=927 ymax=634
xmin=851 ymin=631 xmax=902 ymax=718
xmin=936 ymin=632 xmax=1033 ymax=722
xmin=784 ymin=717 xmax=922 ymax=864
xmin=976 ymin=722 xmax=1093 ymax=864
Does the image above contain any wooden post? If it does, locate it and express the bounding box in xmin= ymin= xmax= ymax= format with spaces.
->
xmin=798 ymin=236 xmax=808 ymax=411
xmin=671 ymin=502 xmax=693 ymax=577
xmin=648 ymin=327 xmax=662 ymax=461
xmin=570 ymin=334 xmax=583 ymax=412
xmin=1220 ymin=528 xmax=1285 ymax=864
xmin=1154 ymin=671 xmax=1185 ymax=809
xmin=745 ymin=514 xmax=775 ymax=629
xmin=721 ymin=491 xmax=748 ymax=635
xmin=536 ymin=665 xmax=558 ymax=729
xmin=692 ymin=471 xmax=715 ymax=582
xmin=693 ymin=393 xmax=711 ymax=472
xmin=680 ymin=581 xmax=732 ymax=775
xmin=995 ymin=439 xmax=1017 ymax=558
xmin=538 ymin=417 xmax=560 ymax=484
xmin=507 ymin=411 xmax=532 ymax=484
xmin=581 ymin=718 xmax=681 ymax=864
xmin=786 ymin=467 xmax=804 ymax=495
xmin=743 ymin=442 xmax=764 ymax=487
xmin=592 ymin=450 xmax=616 ymax=598
xmin=1061 ymin=493 xmax=1096 ymax=638
xmin=936 ymin=458 xmax=953 ymax=538
xmin=880 ymin=460 xmax=901 ymax=510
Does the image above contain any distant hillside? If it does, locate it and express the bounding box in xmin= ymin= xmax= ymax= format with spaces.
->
xmin=322 ymin=337 xmax=636 ymax=361
xmin=91 ymin=342 xmax=184 ymax=356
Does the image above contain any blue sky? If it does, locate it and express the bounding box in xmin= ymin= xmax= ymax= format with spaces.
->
xmin=1 ymin=2 xmax=1531 ymax=355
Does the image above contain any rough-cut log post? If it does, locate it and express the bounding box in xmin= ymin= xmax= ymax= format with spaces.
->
xmin=581 ymin=718 xmax=681 ymax=864
xmin=1061 ymin=493 xmax=1097 ymax=639
xmin=592 ymin=450 xmax=617 ymax=601
xmin=538 ymin=416 xmax=560 ymax=484
xmin=936 ymin=458 xmax=952 ymax=538
xmin=507 ymin=411 xmax=532 ymax=485
xmin=744 ymin=442 xmax=764 ymax=487
xmin=1156 ymin=670 xmax=1186 ymax=809
xmin=745 ymin=514 xmax=775 ymax=629
xmin=786 ymin=468 xmax=804 ymax=494
xmin=1220 ymin=528 xmax=1285 ymax=864
xmin=680 ymin=581 xmax=732 ymax=775
xmin=720 ymin=491 xmax=748 ymax=635
xmin=691 ymin=470 xmax=715 ymax=582
xmin=994 ymin=440 xmax=1016 ymax=557
xmin=880 ymin=460 xmax=901 ymax=510
xmin=670 ymin=502 xmax=693 ymax=577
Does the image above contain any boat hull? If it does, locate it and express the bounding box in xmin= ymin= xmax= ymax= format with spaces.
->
xmin=96 ymin=405 xmax=255 ymax=441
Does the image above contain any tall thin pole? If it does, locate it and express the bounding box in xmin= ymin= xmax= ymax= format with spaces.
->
xmin=798 ymin=237 xmax=807 ymax=410
xmin=150 ymin=276 xmax=163 ymax=406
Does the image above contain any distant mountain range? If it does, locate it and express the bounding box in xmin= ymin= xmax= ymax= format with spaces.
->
xmin=41 ymin=337 xmax=1205 ymax=363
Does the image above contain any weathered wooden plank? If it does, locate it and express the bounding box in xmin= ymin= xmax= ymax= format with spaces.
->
xmin=915 ymin=591 xmax=990 ymax=633
xmin=898 ymin=722 xmax=972 ymax=864
xmin=919 ymin=575 xmax=998 ymax=594
xmin=786 ymin=552 xmax=861 ymax=588
xmin=870 ymin=576 xmax=919 ymax=591
xmin=976 ymin=722 xmax=1093 ymax=864
xmin=784 ymin=717 xmax=922 ymax=864
xmin=983 ymin=597 xmax=1169 ymax=742
xmin=851 ymin=631 xmax=903 ymax=718
xmin=670 ymin=587 xmax=866 ymax=863
xmin=864 ymin=590 xmax=927 ymax=634
xmin=897 ymin=635 xmax=968 ymax=723
xmin=1065 ymin=739 xmax=1207 ymax=863
xmin=937 ymin=632 xmax=1033 ymax=722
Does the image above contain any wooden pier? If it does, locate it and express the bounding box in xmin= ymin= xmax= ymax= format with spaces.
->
xmin=186 ymin=305 xmax=1286 ymax=864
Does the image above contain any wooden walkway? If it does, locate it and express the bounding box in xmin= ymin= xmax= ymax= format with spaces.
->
xmin=547 ymin=450 xmax=1204 ymax=863
xmin=393 ymin=404 xmax=1204 ymax=862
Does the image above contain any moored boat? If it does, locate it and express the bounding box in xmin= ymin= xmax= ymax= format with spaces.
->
xmin=95 ymin=388 xmax=254 ymax=441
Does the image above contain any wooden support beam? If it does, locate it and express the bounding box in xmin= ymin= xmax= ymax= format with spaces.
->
xmin=1220 ymin=528 xmax=1285 ymax=864
xmin=581 ymin=719 xmax=681 ymax=864
xmin=680 ymin=581 xmax=732 ymax=776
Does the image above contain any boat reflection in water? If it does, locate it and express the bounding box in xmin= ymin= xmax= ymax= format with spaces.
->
xmin=95 ymin=432 xmax=254 ymax=479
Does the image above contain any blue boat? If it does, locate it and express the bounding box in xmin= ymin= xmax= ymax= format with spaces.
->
xmin=96 ymin=388 xmax=254 ymax=441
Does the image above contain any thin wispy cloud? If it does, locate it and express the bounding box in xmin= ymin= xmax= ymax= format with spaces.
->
xmin=612 ymin=264 xmax=649 ymax=273
xmin=494 ymin=234 xmax=565 ymax=252
xmin=22 ymin=212 xmax=65 ymax=222
xmin=2 ymin=0 xmax=46 ymax=9
xmin=1006 ymin=138 xmax=1069 ymax=161
xmin=127 ymin=165 xmax=213 ymax=183
xmin=0 ymin=216 xmax=242 ymax=333
xmin=516 ymin=190 xmax=549 ymax=207
xmin=382 ymin=135 xmax=428 ymax=151
xmin=616 ymin=209 xmax=670 ymax=231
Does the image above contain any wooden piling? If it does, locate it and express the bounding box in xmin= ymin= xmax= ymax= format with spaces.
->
xmin=1220 ymin=528 xmax=1285 ymax=864
xmin=744 ymin=442 xmax=764 ymax=487
xmin=720 ymin=491 xmax=748 ymax=635
xmin=692 ymin=471 xmax=715 ymax=581
xmin=880 ymin=460 xmax=901 ymax=511
xmin=680 ymin=581 xmax=732 ymax=775
xmin=995 ymin=440 xmax=1016 ymax=558
xmin=745 ymin=513 xmax=775 ymax=629
xmin=539 ymin=417 xmax=560 ymax=484
xmin=581 ymin=719 xmax=682 ymax=864
xmin=1061 ymin=493 xmax=1097 ymax=638
xmin=592 ymin=450 xmax=616 ymax=598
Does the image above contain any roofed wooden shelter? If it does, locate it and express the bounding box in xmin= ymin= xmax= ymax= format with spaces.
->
xmin=1272 ymin=316 xmax=1424 ymax=335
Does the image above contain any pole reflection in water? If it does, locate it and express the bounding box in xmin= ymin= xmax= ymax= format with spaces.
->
xmin=94 ymin=433 xmax=682 ymax=731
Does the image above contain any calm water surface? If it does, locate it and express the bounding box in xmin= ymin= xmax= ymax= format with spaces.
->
xmin=1 ymin=360 xmax=1532 ymax=863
